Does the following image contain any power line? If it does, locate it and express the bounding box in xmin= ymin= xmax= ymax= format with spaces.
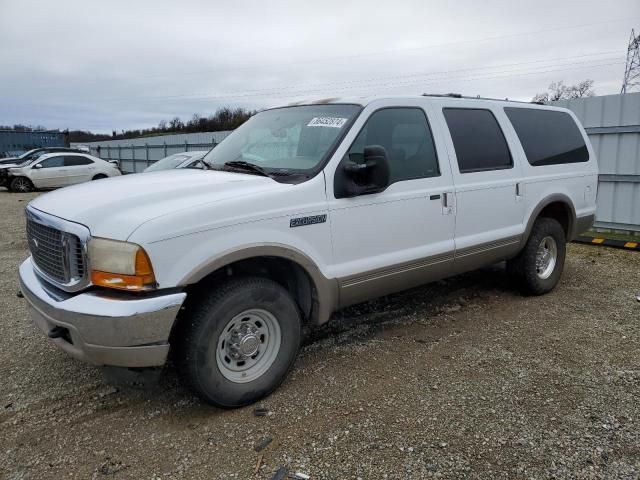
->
xmin=90 ymin=55 xmax=624 ymax=105
xmin=135 ymin=17 xmax=636 ymax=80
xmin=100 ymin=50 xmax=622 ymax=102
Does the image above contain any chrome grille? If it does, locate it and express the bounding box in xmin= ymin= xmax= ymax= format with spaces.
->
xmin=26 ymin=218 xmax=86 ymax=285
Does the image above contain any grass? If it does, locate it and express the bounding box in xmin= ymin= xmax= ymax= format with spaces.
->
xmin=581 ymin=230 xmax=639 ymax=243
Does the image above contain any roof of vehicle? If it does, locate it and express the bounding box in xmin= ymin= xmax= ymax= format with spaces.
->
xmin=27 ymin=147 xmax=84 ymax=153
xmin=282 ymin=94 xmax=553 ymax=108
xmin=35 ymin=152 xmax=102 ymax=162
xmin=181 ymin=151 xmax=208 ymax=157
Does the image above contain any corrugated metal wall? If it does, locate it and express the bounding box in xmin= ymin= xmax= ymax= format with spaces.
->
xmin=1 ymin=130 xmax=66 ymax=156
xmin=71 ymin=130 xmax=232 ymax=173
xmin=553 ymin=92 xmax=640 ymax=232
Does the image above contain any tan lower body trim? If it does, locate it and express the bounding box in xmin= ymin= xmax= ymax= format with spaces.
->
xmin=338 ymin=252 xmax=454 ymax=308
xmin=336 ymin=235 xmax=522 ymax=308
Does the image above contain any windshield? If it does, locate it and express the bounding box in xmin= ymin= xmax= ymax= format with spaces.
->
xmin=18 ymin=149 xmax=38 ymax=159
xmin=203 ymin=104 xmax=360 ymax=177
xmin=144 ymin=154 xmax=191 ymax=172
xmin=17 ymin=149 xmax=49 ymax=165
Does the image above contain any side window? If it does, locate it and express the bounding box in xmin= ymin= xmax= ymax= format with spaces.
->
xmin=504 ymin=107 xmax=589 ymax=166
xmin=348 ymin=108 xmax=440 ymax=182
xmin=443 ymin=108 xmax=512 ymax=173
xmin=64 ymin=155 xmax=93 ymax=166
xmin=38 ymin=156 xmax=65 ymax=168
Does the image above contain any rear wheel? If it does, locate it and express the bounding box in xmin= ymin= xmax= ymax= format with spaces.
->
xmin=178 ymin=277 xmax=301 ymax=407
xmin=9 ymin=176 xmax=34 ymax=193
xmin=507 ymin=217 xmax=566 ymax=295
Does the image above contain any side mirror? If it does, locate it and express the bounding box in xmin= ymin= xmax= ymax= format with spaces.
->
xmin=33 ymin=163 xmax=43 ymax=169
xmin=334 ymin=145 xmax=391 ymax=199
xmin=186 ymin=160 xmax=204 ymax=169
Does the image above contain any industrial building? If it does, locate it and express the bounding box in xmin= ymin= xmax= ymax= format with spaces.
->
xmin=0 ymin=130 xmax=67 ymax=157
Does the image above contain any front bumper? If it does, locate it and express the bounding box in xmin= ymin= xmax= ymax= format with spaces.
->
xmin=19 ymin=257 xmax=186 ymax=367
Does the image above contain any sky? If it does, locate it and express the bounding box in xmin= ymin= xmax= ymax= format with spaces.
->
xmin=1 ymin=0 xmax=639 ymax=133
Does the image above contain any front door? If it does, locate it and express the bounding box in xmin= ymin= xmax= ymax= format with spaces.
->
xmin=29 ymin=155 xmax=67 ymax=188
xmin=326 ymin=102 xmax=456 ymax=306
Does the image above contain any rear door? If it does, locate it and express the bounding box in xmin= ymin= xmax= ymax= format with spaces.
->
xmin=436 ymin=101 xmax=526 ymax=273
xmin=64 ymin=155 xmax=95 ymax=185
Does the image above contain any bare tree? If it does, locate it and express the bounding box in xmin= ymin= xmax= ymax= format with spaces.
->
xmin=532 ymin=79 xmax=595 ymax=103
xmin=169 ymin=117 xmax=184 ymax=131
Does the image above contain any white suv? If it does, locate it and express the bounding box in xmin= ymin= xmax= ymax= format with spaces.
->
xmin=18 ymin=95 xmax=597 ymax=407
xmin=6 ymin=152 xmax=120 ymax=192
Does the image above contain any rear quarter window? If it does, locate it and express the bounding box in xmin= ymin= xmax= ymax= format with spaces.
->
xmin=504 ymin=108 xmax=589 ymax=166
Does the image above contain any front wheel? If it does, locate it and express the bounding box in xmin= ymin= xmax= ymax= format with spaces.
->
xmin=9 ymin=176 xmax=34 ymax=193
xmin=178 ymin=277 xmax=301 ymax=407
xmin=92 ymin=174 xmax=108 ymax=180
xmin=507 ymin=217 xmax=566 ymax=295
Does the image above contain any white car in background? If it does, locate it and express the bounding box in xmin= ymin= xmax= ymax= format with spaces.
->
xmin=143 ymin=151 xmax=208 ymax=173
xmin=5 ymin=152 xmax=121 ymax=192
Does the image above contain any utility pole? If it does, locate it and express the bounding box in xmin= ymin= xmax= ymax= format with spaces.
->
xmin=621 ymin=29 xmax=640 ymax=94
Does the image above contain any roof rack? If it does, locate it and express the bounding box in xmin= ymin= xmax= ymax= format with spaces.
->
xmin=421 ymin=93 xmax=543 ymax=105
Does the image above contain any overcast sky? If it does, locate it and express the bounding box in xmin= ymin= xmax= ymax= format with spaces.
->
xmin=1 ymin=0 xmax=638 ymax=133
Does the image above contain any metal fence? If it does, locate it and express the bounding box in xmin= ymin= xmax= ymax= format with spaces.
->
xmin=71 ymin=130 xmax=232 ymax=173
xmin=552 ymin=92 xmax=640 ymax=233
xmin=90 ymin=142 xmax=218 ymax=173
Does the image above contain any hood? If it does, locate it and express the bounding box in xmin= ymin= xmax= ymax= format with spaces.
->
xmin=1 ymin=161 xmax=23 ymax=170
xmin=29 ymin=169 xmax=284 ymax=240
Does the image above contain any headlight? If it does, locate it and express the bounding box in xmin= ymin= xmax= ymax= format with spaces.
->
xmin=88 ymin=238 xmax=156 ymax=291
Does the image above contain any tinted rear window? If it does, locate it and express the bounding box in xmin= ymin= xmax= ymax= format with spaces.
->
xmin=65 ymin=155 xmax=93 ymax=166
xmin=443 ymin=108 xmax=512 ymax=173
xmin=504 ymin=108 xmax=589 ymax=166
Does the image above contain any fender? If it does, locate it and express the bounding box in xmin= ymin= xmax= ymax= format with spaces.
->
xmin=178 ymin=243 xmax=339 ymax=325
xmin=522 ymin=194 xmax=576 ymax=245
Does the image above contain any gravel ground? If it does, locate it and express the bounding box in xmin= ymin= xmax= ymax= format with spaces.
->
xmin=1 ymin=191 xmax=639 ymax=480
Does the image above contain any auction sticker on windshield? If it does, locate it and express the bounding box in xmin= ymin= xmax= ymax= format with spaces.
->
xmin=307 ymin=117 xmax=348 ymax=128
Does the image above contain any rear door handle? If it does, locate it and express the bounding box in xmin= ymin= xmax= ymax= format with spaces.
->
xmin=442 ymin=192 xmax=455 ymax=214
xmin=516 ymin=182 xmax=525 ymax=202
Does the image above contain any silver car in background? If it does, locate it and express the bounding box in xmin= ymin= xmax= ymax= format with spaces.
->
xmin=143 ymin=151 xmax=209 ymax=173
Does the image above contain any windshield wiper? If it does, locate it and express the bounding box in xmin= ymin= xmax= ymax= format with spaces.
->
xmin=223 ymin=160 xmax=272 ymax=178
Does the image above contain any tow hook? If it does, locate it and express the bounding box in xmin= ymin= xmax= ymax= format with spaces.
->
xmin=48 ymin=326 xmax=67 ymax=339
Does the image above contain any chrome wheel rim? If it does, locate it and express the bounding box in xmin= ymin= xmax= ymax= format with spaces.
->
xmin=13 ymin=178 xmax=31 ymax=192
xmin=535 ymin=236 xmax=558 ymax=280
xmin=216 ymin=309 xmax=281 ymax=383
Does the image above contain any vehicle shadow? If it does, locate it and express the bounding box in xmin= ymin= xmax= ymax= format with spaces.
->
xmin=100 ymin=263 xmax=520 ymax=407
xmin=303 ymin=262 xmax=519 ymax=347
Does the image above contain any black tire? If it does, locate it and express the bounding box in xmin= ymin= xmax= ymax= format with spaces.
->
xmin=507 ymin=217 xmax=566 ymax=295
xmin=9 ymin=176 xmax=34 ymax=193
xmin=178 ymin=277 xmax=301 ymax=408
xmin=92 ymin=174 xmax=108 ymax=180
